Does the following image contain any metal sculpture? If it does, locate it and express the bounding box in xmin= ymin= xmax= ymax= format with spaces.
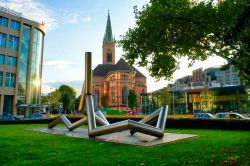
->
xmin=48 ymin=52 xmax=168 ymax=138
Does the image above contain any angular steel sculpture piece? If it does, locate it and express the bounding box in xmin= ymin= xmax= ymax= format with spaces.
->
xmin=48 ymin=52 xmax=168 ymax=138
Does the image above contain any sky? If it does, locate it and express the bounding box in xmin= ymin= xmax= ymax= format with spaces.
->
xmin=0 ymin=0 xmax=227 ymax=95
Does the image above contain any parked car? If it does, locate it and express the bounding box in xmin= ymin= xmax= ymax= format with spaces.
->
xmin=29 ymin=114 xmax=45 ymax=119
xmin=194 ymin=113 xmax=215 ymax=119
xmin=215 ymin=112 xmax=250 ymax=120
xmin=1 ymin=114 xmax=15 ymax=120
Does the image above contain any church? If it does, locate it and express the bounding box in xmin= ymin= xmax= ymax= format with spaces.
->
xmin=92 ymin=12 xmax=147 ymax=112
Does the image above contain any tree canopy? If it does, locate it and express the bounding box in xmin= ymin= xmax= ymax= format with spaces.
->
xmin=119 ymin=0 xmax=250 ymax=83
xmin=59 ymin=85 xmax=77 ymax=113
xmin=101 ymin=93 xmax=109 ymax=108
xmin=160 ymin=87 xmax=171 ymax=106
xmin=128 ymin=90 xmax=138 ymax=111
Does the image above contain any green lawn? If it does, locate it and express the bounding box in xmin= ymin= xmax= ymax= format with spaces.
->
xmin=0 ymin=124 xmax=249 ymax=166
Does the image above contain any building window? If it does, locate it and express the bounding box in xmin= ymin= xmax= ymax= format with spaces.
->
xmin=233 ymin=74 xmax=238 ymax=80
xmin=0 ymin=54 xmax=4 ymax=65
xmin=0 ymin=71 xmax=3 ymax=86
xmin=217 ymin=76 xmax=223 ymax=82
xmin=95 ymin=89 xmax=99 ymax=106
xmin=107 ymin=50 xmax=112 ymax=62
xmin=7 ymin=56 xmax=17 ymax=67
xmin=122 ymin=74 xmax=128 ymax=83
xmin=233 ymin=81 xmax=238 ymax=85
xmin=8 ymin=35 xmax=19 ymax=51
xmin=0 ymin=17 xmax=8 ymax=27
xmin=5 ymin=72 xmax=16 ymax=88
xmin=122 ymin=86 xmax=128 ymax=105
xmin=10 ymin=20 xmax=20 ymax=31
xmin=0 ymin=33 xmax=7 ymax=48
xmin=225 ymin=75 xmax=230 ymax=81
xmin=3 ymin=95 xmax=13 ymax=116
xmin=111 ymin=87 xmax=115 ymax=105
xmin=18 ymin=25 xmax=30 ymax=98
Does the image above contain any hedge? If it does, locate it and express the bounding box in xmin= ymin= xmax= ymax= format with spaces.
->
xmin=0 ymin=117 xmax=249 ymax=130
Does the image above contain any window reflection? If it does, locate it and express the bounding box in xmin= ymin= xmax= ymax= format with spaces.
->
xmin=5 ymin=72 xmax=15 ymax=88
xmin=18 ymin=25 xmax=30 ymax=100
xmin=10 ymin=20 xmax=20 ymax=31
xmin=8 ymin=35 xmax=19 ymax=51
xmin=7 ymin=56 xmax=17 ymax=67
xmin=0 ymin=33 xmax=7 ymax=48
xmin=0 ymin=54 xmax=4 ymax=65
xmin=0 ymin=17 xmax=8 ymax=27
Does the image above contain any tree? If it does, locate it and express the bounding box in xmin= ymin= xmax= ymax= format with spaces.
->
xmin=50 ymin=89 xmax=61 ymax=112
xmin=101 ymin=93 xmax=109 ymax=108
xmin=58 ymin=85 xmax=77 ymax=113
xmin=119 ymin=0 xmax=250 ymax=83
xmin=160 ymin=87 xmax=171 ymax=106
xmin=128 ymin=90 xmax=138 ymax=112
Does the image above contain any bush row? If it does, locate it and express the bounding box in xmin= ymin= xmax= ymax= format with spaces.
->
xmin=0 ymin=117 xmax=249 ymax=130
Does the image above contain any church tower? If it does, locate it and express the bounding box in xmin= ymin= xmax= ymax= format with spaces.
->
xmin=102 ymin=11 xmax=115 ymax=64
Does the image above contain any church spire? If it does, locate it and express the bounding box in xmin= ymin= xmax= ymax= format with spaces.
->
xmin=103 ymin=10 xmax=114 ymax=43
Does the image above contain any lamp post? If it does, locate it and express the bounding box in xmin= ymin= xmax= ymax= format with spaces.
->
xmin=172 ymin=83 xmax=175 ymax=115
xmin=49 ymin=88 xmax=53 ymax=114
xmin=49 ymin=92 xmax=51 ymax=114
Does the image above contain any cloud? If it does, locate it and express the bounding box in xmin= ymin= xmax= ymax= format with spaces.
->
xmin=0 ymin=0 xmax=57 ymax=31
xmin=44 ymin=60 xmax=74 ymax=69
xmin=65 ymin=13 xmax=79 ymax=24
xmin=83 ymin=16 xmax=91 ymax=22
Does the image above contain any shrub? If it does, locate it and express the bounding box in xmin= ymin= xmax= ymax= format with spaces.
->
xmin=0 ymin=117 xmax=249 ymax=130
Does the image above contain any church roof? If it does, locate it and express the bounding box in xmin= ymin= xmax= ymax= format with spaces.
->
xmin=93 ymin=58 xmax=146 ymax=78
xmin=103 ymin=11 xmax=115 ymax=43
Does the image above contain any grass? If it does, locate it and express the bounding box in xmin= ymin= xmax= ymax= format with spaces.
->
xmin=0 ymin=124 xmax=249 ymax=166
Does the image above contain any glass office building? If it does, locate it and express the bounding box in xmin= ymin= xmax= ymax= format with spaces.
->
xmin=0 ymin=7 xmax=45 ymax=116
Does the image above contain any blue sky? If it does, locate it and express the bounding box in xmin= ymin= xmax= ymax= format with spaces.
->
xmin=0 ymin=0 xmax=226 ymax=95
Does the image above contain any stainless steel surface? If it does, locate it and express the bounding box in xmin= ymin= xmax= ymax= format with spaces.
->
xmin=95 ymin=114 xmax=109 ymax=126
xmin=96 ymin=111 xmax=110 ymax=125
xmin=89 ymin=120 xmax=129 ymax=137
xmin=78 ymin=82 xmax=86 ymax=111
xmin=68 ymin=117 xmax=87 ymax=131
xmin=128 ymin=120 xmax=164 ymax=138
xmin=156 ymin=106 xmax=168 ymax=131
xmin=139 ymin=108 xmax=161 ymax=124
xmin=85 ymin=52 xmax=92 ymax=95
xmin=130 ymin=108 xmax=161 ymax=135
xmin=86 ymin=95 xmax=96 ymax=132
xmin=48 ymin=116 xmax=62 ymax=128
xmin=61 ymin=115 xmax=72 ymax=127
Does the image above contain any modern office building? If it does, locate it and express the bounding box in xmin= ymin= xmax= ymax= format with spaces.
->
xmin=92 ymin=12 xmax=147 ymax=112
xmin=0 ymin=7 xmax=45 ymax=116
xmin=148 ymin=65 xmax=248 ymax=114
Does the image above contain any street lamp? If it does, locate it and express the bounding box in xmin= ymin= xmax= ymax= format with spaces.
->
xmin=172 ymin=82 xmax=175 ymax=115
xmin=49 ymin=88 xmax=53 ymax=114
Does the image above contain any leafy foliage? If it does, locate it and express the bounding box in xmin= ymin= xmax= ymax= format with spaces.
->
xmin=101 ymin=93 xmax=109 ymax=108
xmin=58 ymin=85 xmax=77 ymax=113
xmin=128 ymin=90 xmax=138 ymax=111
xmin=160 ymin=87 xmax=171 ymax=106
xmin=119 ymin=0 xmax=250 ymax=83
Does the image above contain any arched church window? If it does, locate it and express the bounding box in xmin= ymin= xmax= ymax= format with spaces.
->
xmin=107 ymin=50 xmax=112 ymax=62
xmin=122 ymin=86 xmax=128 ymax=105
xmin=122 ymin=74 xmax=128 ymax=83
xmin=111 ymin=87 xmax=115 ymax=106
